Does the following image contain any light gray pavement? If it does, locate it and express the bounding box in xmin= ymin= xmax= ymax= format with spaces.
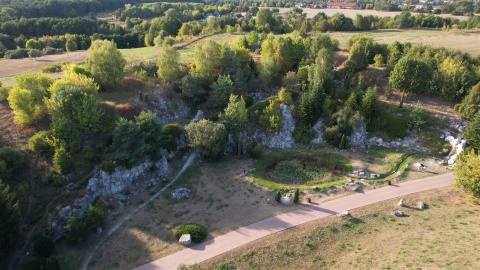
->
xmin=134 ymin=173 xmax=454 ymax=270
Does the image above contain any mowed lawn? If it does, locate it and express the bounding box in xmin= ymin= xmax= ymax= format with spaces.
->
xmin=197 ymin=187 xmax=480 ymax=270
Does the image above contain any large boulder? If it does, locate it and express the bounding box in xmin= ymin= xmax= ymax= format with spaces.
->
xmin=179 ymin=234 xmax=192 ymax=246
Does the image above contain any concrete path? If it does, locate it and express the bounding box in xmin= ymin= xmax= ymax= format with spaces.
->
xmin=134 ymin=173 xmax=454 ymax=270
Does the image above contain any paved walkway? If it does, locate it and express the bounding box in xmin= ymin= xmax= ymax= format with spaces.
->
xmin=134 ymin=173 xmax=454 ymax=270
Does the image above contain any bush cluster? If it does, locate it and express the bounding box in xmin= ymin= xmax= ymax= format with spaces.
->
xmin=64 ymin=205 xmax=105 ymax=244
xmin=175 ymin=223 xmax=207 ymax=243
xmin=246 ymin=141 xmax=262 ymax=159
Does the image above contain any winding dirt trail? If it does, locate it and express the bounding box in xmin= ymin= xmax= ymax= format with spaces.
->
xmin=81 ymin=152 xmax=197 ymax=270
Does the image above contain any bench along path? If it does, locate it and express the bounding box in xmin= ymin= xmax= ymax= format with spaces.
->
xmin=135 ymin=173 xmax=454 ymax=270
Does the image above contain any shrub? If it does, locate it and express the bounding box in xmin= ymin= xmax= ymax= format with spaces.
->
xmin=294 ymin=125 xmax=315 ymax=143
xmin=100 ymin=161 xmax=116 ymax=174
xmin=64 ymin=214 xmax=86 ymax=244
xmin=0 ymin=146 xmax=26 ymax=180
xmin=33 ymin=235 xmax=54 ymax=257
xmin=41 ymin=64 xmax=62 ymax=73
xmin=4 ymin=49 xmax=29 ymax=59
xmin=161 ymin=124 xmax=184 ymax=152
xmin=275 ymin=191 xmax=281 ymax=202
xmin=246 ymin=141 xmax=262 ymax=159
xmin=278 ymin=88 xmax=292 ymax=104
xmin=29 ymin=131 xmax=53 ymax=155
xmin=175 ymin=223 xmax=207 ymax=243
xmin=368 ymin=112 xmax=408 ymax=139
xmin=405 ymin=102 xmax=432 ymax=130
xmin=53 ymin=148 xmax=75 ymax=175
xmin=82 ymin=146 xmax=101 ymax=163
xmin=0 ymin=86 xmax=9 ymax=101
xmin=84 ymin=205 xmax=105 ymax=229
xmin=293 ymin=188 xmax=300 ymax=203
xmin=259 ymin=101 xmax=282 ymax=133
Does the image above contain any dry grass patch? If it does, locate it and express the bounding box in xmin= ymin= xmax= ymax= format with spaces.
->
xmin=197 ymin=187 xmax=480 ymax=270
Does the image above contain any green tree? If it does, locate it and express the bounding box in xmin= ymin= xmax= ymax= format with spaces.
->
xmin=345 ymin=91 xmax=361 ymax=111
xmin=193 ymin=40 xmax=222 ymax=80
xmin=7 ymin=88 xmax=43 ymax=125
xmin=389 ymin=57 xmax=433 ymax=108
xmin=66 ymin=39 xmax=77 ymax=52
xmin=293 ymin=188 xmax=300 ymax=203
xmin=219 ymin=95 xmax=248 ymax=155
xmin=361 ymin=86 xmax=380 ymax=119
xmin=50 ymin=117 xmax=81 ymax=151
xmin=180 ymin=75 xmax=206 ymax=107
xmin=455 ymin=83 xmax=480 ymax=120
xmin=0 ymin=146 xmax=26 ymax=180
xmin=161 ymin=124 xmax=183 ymax=152
xmin=135 ymin=111 xmax=162 ymax=160
xmin=53 ymin=147 xmax=75 ymax=174
xmin=46 ymin=85 xmax=102 ymax=134
xmin=454 ymin=149 xmax=480 ymax=200
xmin=157 ymin=46 xmax=180 ymax=84
xmin=85 ymin=40 xmax=126 ymax=90
xmin=0 ymin=180 xmax=20 ymax=259
xmin=185 ymin=119 xmax=227 ymax=161
xmin=212 ymin=75 xmax=233 ymax=110
xmin=111 ymin=118 xmax=147 ymax=167
xmin=347 ymin=41 xmax=369 ymax=72
xmin=308 ymin=48 xmax=334 ymax=96
xmin=464 ymin=112 xmax=480 ymax=152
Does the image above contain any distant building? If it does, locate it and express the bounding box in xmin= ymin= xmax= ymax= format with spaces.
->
xmin=326 ymin=2 xmax=359 ymax=9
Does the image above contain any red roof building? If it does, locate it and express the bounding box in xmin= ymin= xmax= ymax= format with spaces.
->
xmin=326 ymin=2 xmax=359 ymax=9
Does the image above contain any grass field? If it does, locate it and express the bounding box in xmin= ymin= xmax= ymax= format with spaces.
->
xmin=328 ymin=28 xmax=480 ymax=56
xmin=195 ymin=187 xmax=480 ymax=270
xmin=277 ymin=7 xmax=470 ymax=21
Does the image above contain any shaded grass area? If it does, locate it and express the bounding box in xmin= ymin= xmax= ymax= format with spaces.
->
xmin=253 ymin=149 xmax=352 ymax=191
xmin=193 ymin=188 xmax=480 ymax=270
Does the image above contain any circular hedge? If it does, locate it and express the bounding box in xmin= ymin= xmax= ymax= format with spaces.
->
xmin=174 ymin=223 xmax=207 ymax=243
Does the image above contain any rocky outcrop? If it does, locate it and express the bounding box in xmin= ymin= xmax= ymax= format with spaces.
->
xmin=349 ymin=117 xmax=368 ymax=149
xmin=50 ymin=157 xmax=171 ymax=241
xmin=191 ymin=110 xmax=205 ymax=123
xmin=262 ymin=103 xmax=296 ymax=149
xmin=150 ymin=94 xmax=190 ymax=125
xmin=367 ymin=134 xmax=427 ymax=152
xmin=311 ymin=118 xmax=324 ymax=144
xmin=172 ymin=188 xmax=192 ymax=200
xmin=445 ymin=135 xmax=466 ymax=165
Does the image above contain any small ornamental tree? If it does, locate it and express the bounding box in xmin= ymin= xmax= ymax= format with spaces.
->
xmin=293 ymin=188 xmax=300 ymax=203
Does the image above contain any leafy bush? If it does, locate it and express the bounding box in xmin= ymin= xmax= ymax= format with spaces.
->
xmin=42 ymin=46 xmax=64 ymax=55
xmin=0 ymin=146 xmax=26 ymax=180
xmin=259 ymin=101 xmax=282 ymax=133
xmin=278 ymin=87 xmax=292 ymax=104
xmin=246 ymin=141 xmax=262 ymax=159
xmin=185 ymin=120 xmax=227 ymax=161
xmin=50 ymin=117 xmax=80 ymax=151
xmin=33 ymin=235 xmax=54 ymax=257
xmin=100 ymin=161 xmax=116 ymax=174
xmin=29 ymin=131 xmax=53 ymax=155
xmin=53 ymin=148 xmax=75 ymax=175
xmin=294 ymin=125 xmax=315 ymax=143
xmin=368 ymin=112 xmax=408 ymax=139
xmin=405 ymin=102 xmax=432 ymax=130
xmin=82 ymin=146 xmax=101 ymax=163
xmin=64 ymin=205 xmax=104 ymax=244
xmin=161 ymin=124 xmax=184 ymax=152
xmin=4 ymin=49 xmax=29 ymax=59
xmin=0 ymin=86 xmax=9 ymax=101
xmin=175 ymin=223 xmax=207 ymax=243
xmin=41 ymin=64 xmax=63 ymax=73
xmin=0 ymin=180 xmax=21 ymax=259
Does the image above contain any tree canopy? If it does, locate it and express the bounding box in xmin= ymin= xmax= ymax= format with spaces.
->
xmin=85 ymin=40 xmax=126 ymax=90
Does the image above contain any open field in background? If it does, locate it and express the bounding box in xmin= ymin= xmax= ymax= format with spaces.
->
xmin=328 ymin=28 xmax=480 ymax=56
xmin=197 ymin=187 xmax=480 ymax=270
xmin=277 ymin=7 xmax=470 ymax=21
xmin=1 ymin=28 xmax=479 ymax=88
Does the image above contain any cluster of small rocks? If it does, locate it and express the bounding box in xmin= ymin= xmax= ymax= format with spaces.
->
xmin=349 ymin=169 xmax=380 ymax=179
xmin=366 ymin=135 xmax=427 ymax=152
xmin=262 ymin=103 xmax=296 ymax=149
xmin=172 ymin=188 xmax=192 ymax=200
xmin=444 ymin=134 xmax=466 ymax=165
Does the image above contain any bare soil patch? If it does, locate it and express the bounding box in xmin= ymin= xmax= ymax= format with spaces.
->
xmin=0 ymin=52 xmax=87 ymax=79
xmin=64 ymin=158 xmax=301 ymax=270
